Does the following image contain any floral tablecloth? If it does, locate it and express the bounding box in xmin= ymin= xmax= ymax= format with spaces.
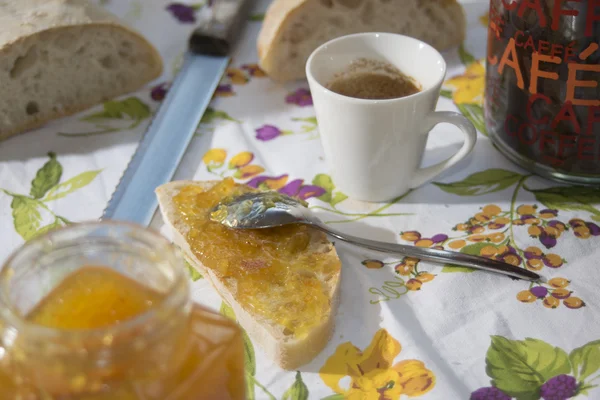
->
xmin=1 ymin=1 xmax=600 ymax=399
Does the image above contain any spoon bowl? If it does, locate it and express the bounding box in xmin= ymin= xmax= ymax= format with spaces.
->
xmin=210 ymin=192 xmax=544 ymax=282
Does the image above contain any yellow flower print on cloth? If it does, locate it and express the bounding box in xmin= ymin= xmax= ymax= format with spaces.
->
xmin=444 ymin=61 xmax=485 ymax=106
xmin=479 ymin=12 xmax=489 ymax=27
xmin=319 ymin=329 xmax=435 ymax=399
xmin=214 ymin=64 xmax=267 ymax=97
xmin=228 ymin=151 xmax=254 ymax=169
xmin=202 ymin=148 xmax=227 ymax=169
xmin=202 ymin=149 xmax=264 ymax=179
xmin=442 ymin=45 xmax=487 ymax=135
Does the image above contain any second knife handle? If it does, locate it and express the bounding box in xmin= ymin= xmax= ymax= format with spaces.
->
xmin=188 ymin=0 xmax=253 ymax=56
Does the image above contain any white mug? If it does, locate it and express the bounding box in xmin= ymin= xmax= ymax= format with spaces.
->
xmin=306 ymin=32 xmax=477 ymax=202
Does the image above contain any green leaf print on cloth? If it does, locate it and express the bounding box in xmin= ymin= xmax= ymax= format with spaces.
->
xmin=84 ymin=97 xmax=151 ymax=121
xmin=11 ymin=196 xmax=43 ymax=241
xmin=442 ymin=242 xmax=496 ymax=273
xmin=435 ymin=168 xmax=600 ymax=225
xmin=473 ymin=336 xmax=600 ymax=400
xmin=196 ymin=107 xmax=241 ymax=137
xmin=312 ymin=174 xmax=348 ymax=207
xmin=184 ymin=259 xmax=202 ymax=281
xmin=458 ymin=43 xmax=477 ymax=66
xmin=1 ymin=153 xmax=101 ymax=241
xmin=486 ymin=336 xmax=571 ymax=399
xmin=58 ymin=97 xmax=152 ymax=137
xmin=282 ymin=371 xmax=309 ymax=400
xmin=219 ymin=302 xmax=276 ymax=400
xmin=569 ymin=340 xmax=600 ymax=383
xmin=309 ymin=173 xmax=412 ymax=223
xmin=527 ymin=186 xmax=600 ymax=221
xmin=249 ymin=13 xmax=265 ymax=21
xmin=569 ymin=340 xmax=600 ymax=394
xmin=434 ymin=169 xmax=524 ymax=196
xmin=200 ymin=108 xmax=240 ymax=124
xmin=43 ymin=170 xmax=102 ymax=202
xmin=292 ymin=117 xmax=319 ymax=138
xmin=457 ymin=103 xmax=487 ymax=136
xmin=440 ymin=89 xmax=453 ymax=99
xmin=29 ymin=152 xmax=62 ymax=199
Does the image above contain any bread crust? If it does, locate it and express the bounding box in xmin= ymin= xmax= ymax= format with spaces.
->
xmin=257 ymin=0 xmax=466 ymax=82
xmin=0 ymin=0 xmax=163 ymax=140
xmin=156 ymin=180 xmax=342 ymax=370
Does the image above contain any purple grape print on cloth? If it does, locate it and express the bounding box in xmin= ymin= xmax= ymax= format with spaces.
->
xmin=279 ymin=179 xmax=326 ymax=200
xmin=470 ymin=387 xmax=511 ymax=400
xmin=255 ymin=125 xmax=282 ymax=141
xmin=166 ymin=3 xmax=197 ymax=23
xmin=286 ymin=88 xmax=313 ymax=106
xmin=530 ymin=286 xmax=548 ymax=298
xmin=215 ymin=84 xmax=234 ymax=97
xmin=539 ymin=375 xmax=577 ymax=400
xmin=151 ymin=83 xmax=169 ymax=102
xmin=247 ymin=175 xmax=325 ymax=201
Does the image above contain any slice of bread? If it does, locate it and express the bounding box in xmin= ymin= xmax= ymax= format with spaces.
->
xmin=0 ymin=0 xmax=163 ymax=140
xmin=257 ymin=0 xmax=466 ymax=82
xmin=156 ymin=180 xmax=342 ymax=370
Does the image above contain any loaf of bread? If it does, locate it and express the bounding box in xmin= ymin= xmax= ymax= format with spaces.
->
xmin=257 ymin=0 xmax=466 ymax=82
xmin=156 ymin=180 xmax=342 ymax=370
xmin=0 ymin=0 xmax=163 ymax=140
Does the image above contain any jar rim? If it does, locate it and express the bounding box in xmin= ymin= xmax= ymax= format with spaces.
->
xmin=0 ymin=220 xmax=189 ymax=342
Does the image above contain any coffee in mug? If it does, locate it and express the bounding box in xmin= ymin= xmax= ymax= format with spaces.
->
xmin=306 ymin=33 xmax=478 ymax=202
xmin=326 ymin=58 xmax=421 ymax=100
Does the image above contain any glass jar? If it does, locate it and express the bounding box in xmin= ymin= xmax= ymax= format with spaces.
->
xmin=0 ymin=221 xmax=245 ymax=399
xmin=485 ymin=0 xmax=600 ymax=184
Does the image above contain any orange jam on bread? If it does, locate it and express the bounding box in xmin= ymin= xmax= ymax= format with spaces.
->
xmin=173 ymin=178 xmax=341 ymax=338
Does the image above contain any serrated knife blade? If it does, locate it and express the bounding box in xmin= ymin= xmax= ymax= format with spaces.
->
xmin=102 ymin=0 xmax=251 ymax=226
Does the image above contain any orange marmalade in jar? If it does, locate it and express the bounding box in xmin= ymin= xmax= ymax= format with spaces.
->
xmin=0 ymin=221 xmax=245 ymax=400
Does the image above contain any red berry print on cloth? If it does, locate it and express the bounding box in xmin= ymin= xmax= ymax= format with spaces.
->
xmin=362 ymin=260 xmax=384 ymax=269
xmin=361 ymin=256 xmax=437 ymax=292
xmin=570 ymin=218 xmax=600 ymax=239
xmin=516 ymin=278 xmax=583 ymax=310
xmin=398 ymin=201 xmax=587 ymax=310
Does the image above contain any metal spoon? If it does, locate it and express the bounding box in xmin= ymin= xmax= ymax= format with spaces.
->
xmin=209 ymin=192 xmax=543 ymax=282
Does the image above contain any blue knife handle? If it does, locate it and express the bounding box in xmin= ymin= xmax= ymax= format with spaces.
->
xmin=189 ymin=0 xmax=253 ymax=56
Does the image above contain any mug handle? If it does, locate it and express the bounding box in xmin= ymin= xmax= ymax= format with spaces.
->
xmin=410 ymin=111 xmax=477 ymax=189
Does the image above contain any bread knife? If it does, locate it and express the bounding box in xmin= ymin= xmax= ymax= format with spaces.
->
xmin=102 ymin=0 xmax=252 ymax=225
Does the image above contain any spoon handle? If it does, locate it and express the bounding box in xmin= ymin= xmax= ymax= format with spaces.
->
xmin=315 ymin=224 xmax=542 ymax=282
